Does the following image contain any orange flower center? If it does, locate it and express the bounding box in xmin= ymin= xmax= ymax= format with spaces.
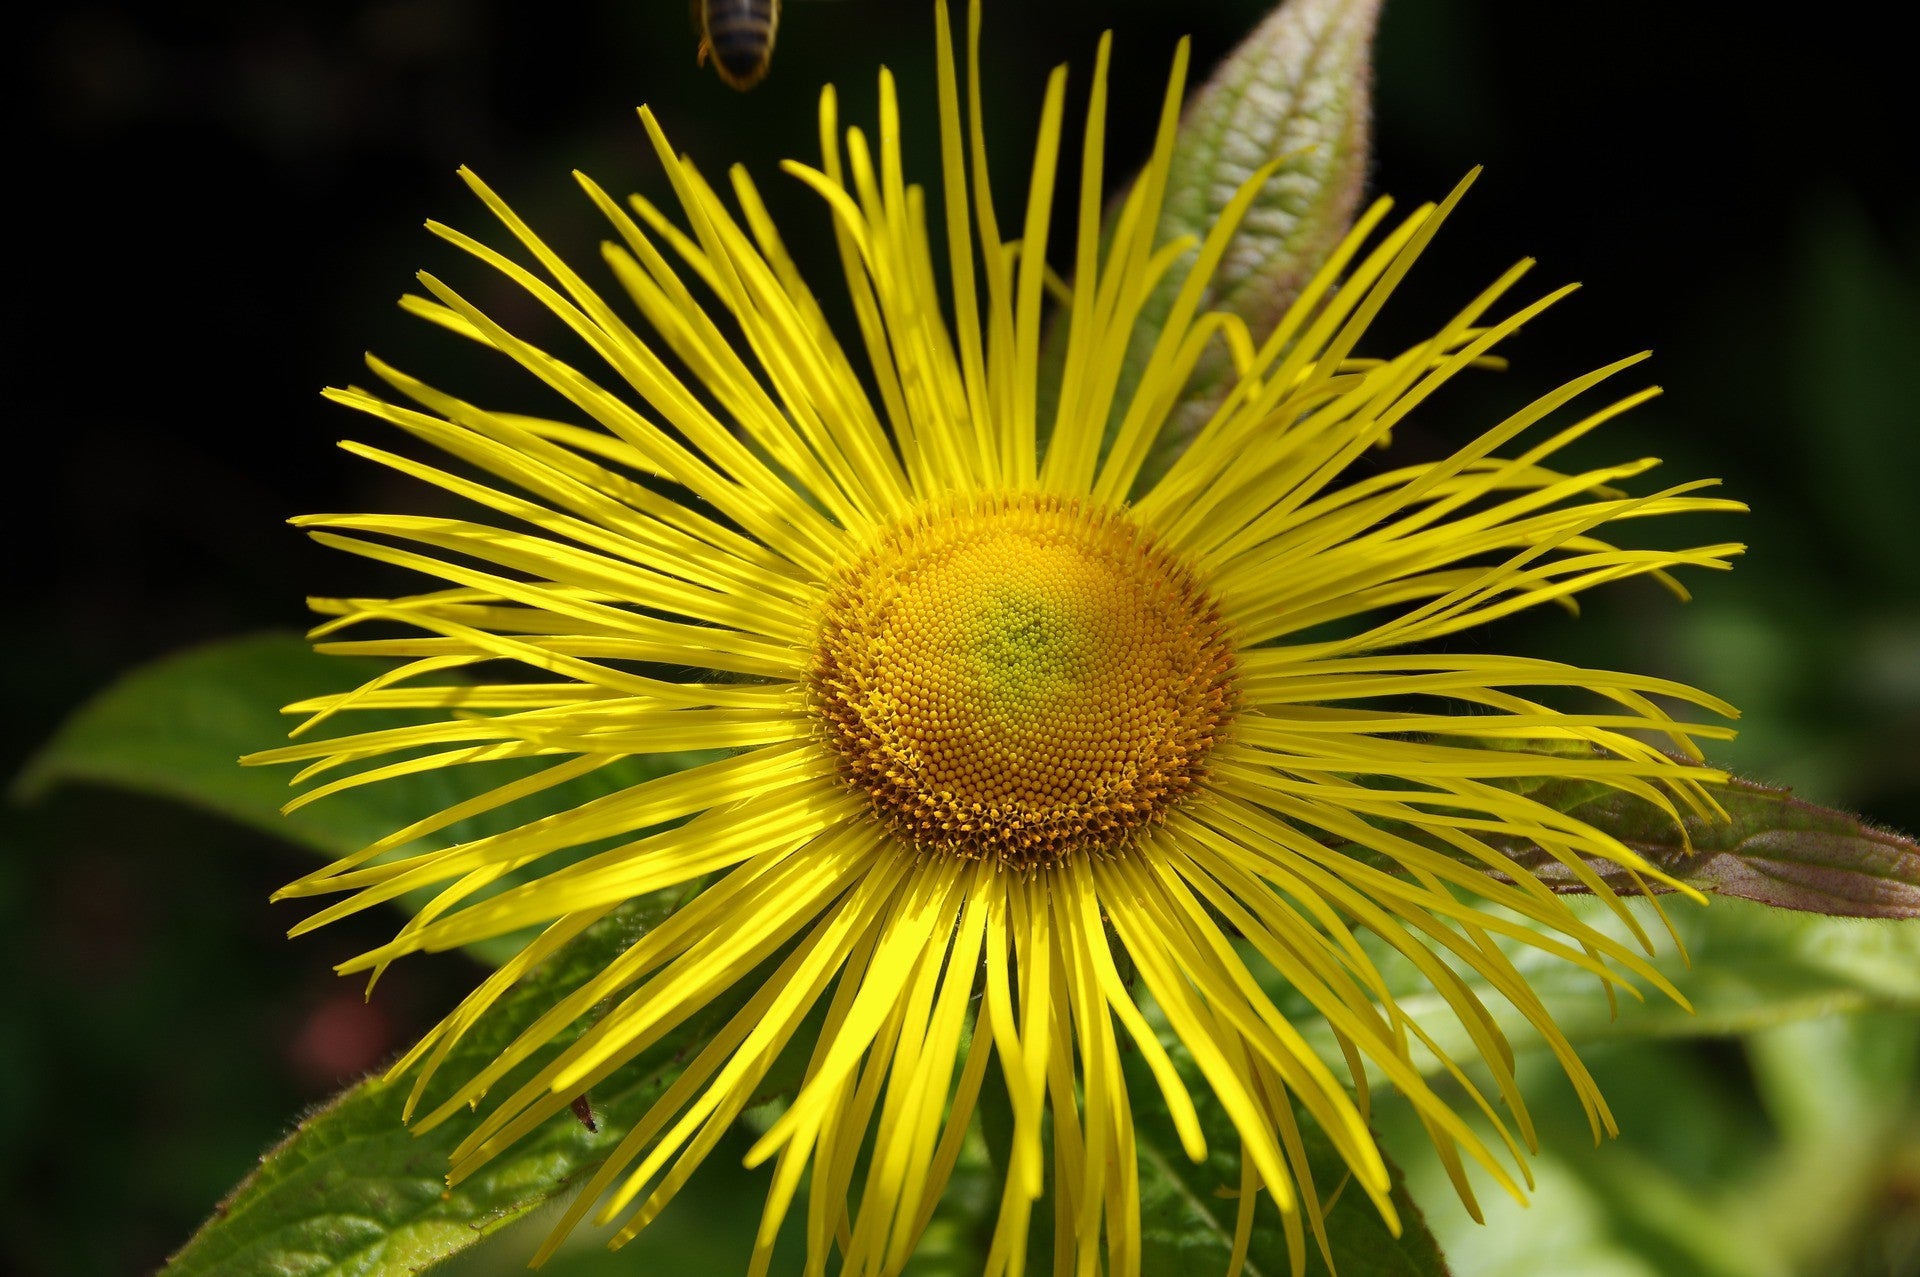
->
xmin=811 ymin=494 xmax=1236 ymax=867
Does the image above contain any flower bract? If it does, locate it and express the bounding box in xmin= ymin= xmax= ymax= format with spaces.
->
xmin=256 ymin=2 xmax=1744 ymax=1273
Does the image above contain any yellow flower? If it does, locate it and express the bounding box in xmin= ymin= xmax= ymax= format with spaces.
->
xmin=255 ymin=2 xmax=1743 ymax=1272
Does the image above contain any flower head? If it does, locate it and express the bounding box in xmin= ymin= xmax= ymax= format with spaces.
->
xmin=257 ymin=2 xmax=1743 ymax=1272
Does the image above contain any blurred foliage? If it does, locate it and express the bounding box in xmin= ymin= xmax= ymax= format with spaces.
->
xmin=10 ymin=0 xmax=1918 ymax=1274
xmin=1380 ymin=1012 xmax=1920 ymax=1277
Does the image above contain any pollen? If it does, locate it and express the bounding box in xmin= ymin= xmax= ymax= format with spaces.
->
xmin=811 ymin=493 xmax=1237 ymax=868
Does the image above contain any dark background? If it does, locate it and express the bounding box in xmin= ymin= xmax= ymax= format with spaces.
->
xmin=8 ymin=1 xmax=1918 ymax=1273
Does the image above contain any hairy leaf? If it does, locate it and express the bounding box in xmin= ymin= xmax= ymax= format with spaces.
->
xmin=1125 ymin=0 xmax=1381 ymax=488
xmin=1447 ymin=739 xmax=1920 ymax=919
xmin=1512 ymin=771 xmax=1920 ymax=919
xmin=162 ymin=895 xmax=745 ymax=1277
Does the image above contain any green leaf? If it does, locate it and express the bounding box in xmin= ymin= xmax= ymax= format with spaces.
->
xmin=977 ymin=1037 xmax=1450 ymax=1276
xmin=13 ymin=633 xmax=716 ymax=963
xmin=1123 ymin=0 xmax=1381 ymax=489
xmin=14 ymin=633 xmax=437 ymax=853
xmin=1132 ymin=1040 xmax=1450 ymax=1277
xmin=162 ymin=893 xmax=750 ymax=1277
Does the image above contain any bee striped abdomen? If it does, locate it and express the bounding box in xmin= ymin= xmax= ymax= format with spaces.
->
xmin=701 ymin=0 xmax=778 ymax=90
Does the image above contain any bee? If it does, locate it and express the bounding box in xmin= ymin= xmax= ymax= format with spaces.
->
xmin=695 ymin=0 xmax=781 ymax=91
